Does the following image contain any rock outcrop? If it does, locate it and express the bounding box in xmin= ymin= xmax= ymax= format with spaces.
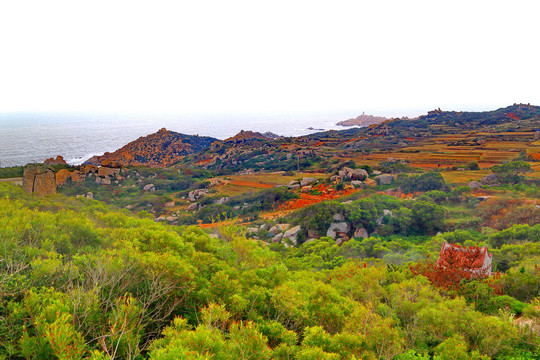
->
xmin=224 ymin=130 xmax=271 ymax=144
xmin=23 ymin=164 xmax=57 ymax=196
xmin=327 ymin=222 xmax=350 ymax=239
xmin=283 ymin=225 xmax=302 ymax=245
xmin=481 ymin=174 xmax=497 ymax=185
xmin=301 ymin=177 xmax=316 ymax=187
xmin=56 ymin=168 xmax=86 ymax=186
xmin=85 ymin=128 xmax=218 ymax=167
xmin=336 ymin=113 xmax=388 ymax=127
xmin=44 ymin=155 xmax=67 ymax=165
xmin=467 ymin=181 xmax=482 ymax=190
xmin=338 ymin=167 xmax=369 ymax=181
xmin=55 ymin=169 xmax=72 ymax=186
xmin=354 ymin=227 xmax=369 ymax=239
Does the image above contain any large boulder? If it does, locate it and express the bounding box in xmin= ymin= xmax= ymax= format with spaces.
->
xmin=354 ymin=227 xmax=369 ymax=239
xmin=333 ymin=213 xmax=345 ymax=221
xmin=80 ymin=164 xmax=98 ymax=174
xmin=71 ymin=170 xmax=84 ymax=183
xmin=327 ymin=222 xmax=350 ymax=238
xmin=216 ymin=197 xmax=229 ymax=205
xmin=283 ymin=225 xmax=302 ymax=245
xmin=481 ymin=174 xmax=497 ymax=185
xmin=188 ymin=189 xmax=208 ymax=202
xmin=375 ymin=174 xmax=395 ymax=185
xmin=364 ymin=178 xmax=377 ymax=187
xmin=55 ymin=168 xmax=72 ymax=186
xmin=98 ymin=166 xmax=121 ymax=177
xmin=23 ymin=164 xmax=57 ymax=196
xmin=276 ymin=224 xmax=290 ymax=231
xmin=287 ymin=180 xmax=299 ymax=188
xmin=467 ymin=181 xmax=482 ymax=190
xmin=272 ymin=233 xmax=283 ymax=243
xmin=44 ymin=155 xmax=67 ymax=165
xmin=301 ymin=177 xmax=316 ymax=187
xmin=268 ymin=226 xmax=280 ymax=236
xmin=100 ymin=159 xmax=122 ymax=168
xmin=351 ymin=169 xmax=369 ymax=181
xmin=143 ymin=183 xmax=156 ymax=192
xmin=301 ymin=186 xmax=312 ymax=193
xmin=247 ymin=227 xmax=259 ymax=235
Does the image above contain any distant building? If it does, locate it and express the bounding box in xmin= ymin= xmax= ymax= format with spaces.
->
xmin=437 ymin=241 xmax=492 ymax=277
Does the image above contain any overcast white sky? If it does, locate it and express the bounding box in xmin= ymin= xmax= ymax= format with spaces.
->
xmin=0 ymin=0 xmax=539 ymax=118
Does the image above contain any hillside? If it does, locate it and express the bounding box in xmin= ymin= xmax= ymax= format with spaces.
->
xmin=2 ymin=103 xmax=540 ymax=359
xmin=86 ymin=128 xmax=218 ymax=167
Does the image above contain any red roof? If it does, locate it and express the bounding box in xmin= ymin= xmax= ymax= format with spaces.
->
xmin=437 ymin=242 xmax=492 ymax=276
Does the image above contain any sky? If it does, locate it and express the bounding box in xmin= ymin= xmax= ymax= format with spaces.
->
xmin=1 ymin=0 xmax=539 ymax=118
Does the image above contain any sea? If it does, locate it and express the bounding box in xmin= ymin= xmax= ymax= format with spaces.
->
xmin=0 ymin=111 xmax=361 ymax=167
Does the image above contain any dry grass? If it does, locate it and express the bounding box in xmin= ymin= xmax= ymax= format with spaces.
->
xmin=441 ymin=170 xmax=491 ymax=184
xmin=0 ymin=177 xmax=23 ymax=185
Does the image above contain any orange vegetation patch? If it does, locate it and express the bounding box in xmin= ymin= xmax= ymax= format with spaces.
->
xmin=507 ymin=112 xmax=521 ymax=120
xmin=229 ymin=180 xmax=274 ymax=189
xmin=195 ymin=158 xmax=214 ymax=165
xmin=376 ymin=189 xmax=416 ymax=199
xmin=279 ymin=184 xmax=358 ymax=211
xmin=342 ymin=137 xmax=368 ymax=144
xmin=529 ymin=153 xmax=540 ymax=160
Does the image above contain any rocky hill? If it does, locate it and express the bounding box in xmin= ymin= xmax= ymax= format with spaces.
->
xmin=85 ymin=128 xmax=218 ymax=167
xmin=336 ymin=113 xmax=388 ymax=127
xmin=224 ymin=130 xmax=280 ymax=143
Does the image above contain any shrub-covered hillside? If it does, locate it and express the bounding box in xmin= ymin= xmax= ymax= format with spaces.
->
xmin=1 ymin=182 xmax=539 ymax=359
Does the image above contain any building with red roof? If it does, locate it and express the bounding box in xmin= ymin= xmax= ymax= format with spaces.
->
xmin=436 ymin=241 xmax=492 ymax=277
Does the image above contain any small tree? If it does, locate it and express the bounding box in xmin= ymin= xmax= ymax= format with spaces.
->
xmin=491 ymin=161 xmax=531 ymax=184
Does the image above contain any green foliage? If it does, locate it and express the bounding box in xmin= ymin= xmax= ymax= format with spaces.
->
xmin=397 ymin=171 xmax=449 ymax=193
xmin=1 ymin=182 xmax=540 ymax=359
xmin=0 ymin=166 xmax=23 ymax=178
xmin=491 ymin=161 xmax=532 ymax=184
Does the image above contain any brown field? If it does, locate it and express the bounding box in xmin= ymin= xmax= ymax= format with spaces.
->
xmin=209 ymin=172 xmax=328 ymax=198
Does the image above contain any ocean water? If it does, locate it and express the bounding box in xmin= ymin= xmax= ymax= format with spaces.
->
xmin=0 ymin=111 xmax=359 ymax=167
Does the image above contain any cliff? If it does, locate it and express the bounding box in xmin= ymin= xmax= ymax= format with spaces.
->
xmin=85 ymin=128 xmax=218 ymax=167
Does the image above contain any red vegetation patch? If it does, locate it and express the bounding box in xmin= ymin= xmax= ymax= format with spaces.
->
xmin=342 ymin=137 xmax=368 ymax=144
xmin=279 ymin=184 xmax=358 ymax=211
xmin=507 ymin=112 xmax=521 ymax=120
